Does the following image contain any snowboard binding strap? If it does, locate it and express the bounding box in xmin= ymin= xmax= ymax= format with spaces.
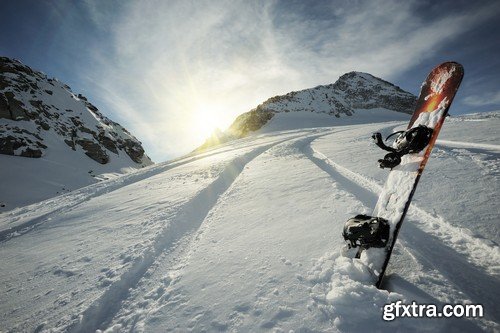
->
xmin=343 ymin=214 xmax=390 ymax=249
xmin=373 ymin=125 xmax=433 ymax=169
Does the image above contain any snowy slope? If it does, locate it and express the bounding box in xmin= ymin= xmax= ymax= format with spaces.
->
xmin=254 ymin=72 xmax=416 ymax=116
xmin=196 ymin=72 xmax=415 ymax=151
xmin=0 ymin=112 xmax=499 ymax=332
xmin=0 ymin=57 xmax=153 ymax=211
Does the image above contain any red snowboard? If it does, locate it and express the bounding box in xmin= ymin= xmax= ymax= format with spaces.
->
xmin=358 ymin=62 xmax=464 ymax=288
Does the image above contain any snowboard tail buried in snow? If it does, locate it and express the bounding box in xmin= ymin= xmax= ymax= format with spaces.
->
xmin=343 ymin=62 xmax=464 ymax=288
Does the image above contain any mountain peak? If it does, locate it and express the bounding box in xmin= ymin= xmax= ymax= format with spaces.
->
xmin=337 ymin=71 xmax=374 ymax=80
xmin=0 ymin=56 xmax=153 ymax=210
xmin=335 ymin=71 xmax=407 ymax=93
xmin=0 ymin=56 xmax=151 ymax=165
xmin=237 ymin=71 xmax=415 ymax=132
xmin=196 ymin=71 xmax=416 ymax=152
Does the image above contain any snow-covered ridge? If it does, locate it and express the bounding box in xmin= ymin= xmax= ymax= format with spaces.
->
xmin=0 ymin=56 xmax=151 ymax=165
xmin=197 ymin=72 xmax=416 ymax=151
xmin=0 ymin=56 xmax=153 ymax=211
xmin=258 ymin=72 xmax=416 ymax=116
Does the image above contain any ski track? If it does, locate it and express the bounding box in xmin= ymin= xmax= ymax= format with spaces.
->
xmin=0 ymin=131 xmax=316 ymax=243
xmin=299 ymin=139 xmax=500 ymax=325
xmin=0 ymin=152 xmax=219 ymax=243
xmin=99 ymin=131 xmax=339 ymax=332
xmin=306 ymin=144 xmax=500 ymax=277
xmin=66 ymin=144 xmax=271 ymax=332
xmin=433 ymin=143 xmax=500 ymax=180
xmin=66 ymin=131 xmax=330 ymax=333
xmin=397 ymin=223 xmax=500 ymax=325
xmin=436 ymin=139 xmax=500 ymax=153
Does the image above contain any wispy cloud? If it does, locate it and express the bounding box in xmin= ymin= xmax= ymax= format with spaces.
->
xmin=463 ymin=91 xmax=500 ymax=107
xmin=78 ymin=0 xmax=499 ymax=161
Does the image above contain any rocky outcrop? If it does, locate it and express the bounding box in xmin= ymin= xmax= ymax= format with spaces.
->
xmin=76 ymin=138 xmax=109 ymax=164
xmin=228 ymin=106 xmax=276 ymax=137
xmin=0 ymin=125 xmax=46 ymax=157
xmin=0 ymin=56 xmax=152 ymax=166
xmin=331 ymin=72 xmax=416 ymax=114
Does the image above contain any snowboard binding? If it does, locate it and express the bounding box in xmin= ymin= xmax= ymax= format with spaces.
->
xmin=343 ymin=214 xmax=390 ymax=249
xmin=372 ymin=125 xmax=433 ymax=169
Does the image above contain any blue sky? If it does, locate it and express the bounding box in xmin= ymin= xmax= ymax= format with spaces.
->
xmin=1 ymin=0 xmax=499 ymax=162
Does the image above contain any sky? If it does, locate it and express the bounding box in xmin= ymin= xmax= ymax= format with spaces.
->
xmin=1 ymin=0 xmax=499 ymax=162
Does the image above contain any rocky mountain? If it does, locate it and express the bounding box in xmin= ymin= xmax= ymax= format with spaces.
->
xmin=0 ymin=56 xmax=152 ymax=211
xmin=0 ymin=57 xmax=151 ymax=165
xmin=197 ymin=72 xmax=416 ymax=151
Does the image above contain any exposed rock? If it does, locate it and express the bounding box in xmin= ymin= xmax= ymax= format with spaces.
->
xmin=0 ymin=93 xmax=9 ymax=119
xmin=0 ymin=56 xmax=152 ymax=166
xmin=230 ymin=71 xmax=416 ymax=136
xmin=121 ymin=139 xmax=146 ymax=163
xmin=2 ymin=92 xmax=29 ymax=120
xmin=76 ymin=139 xmax=109 ymax=164
xmin=0 ymin=131 xmax=45 ymax=157
xmin=0 ymin=135 xmax=23 ymax=155
xmin=97 ymin=132 xmax=118 ymax=154
xmin=20 ymin=147 xmax=43 ymax=158
xmin=64 ymin=139 xmax=76 ymax=150
xmin=39 ymin=121 xmax=50 ymax=130
xmin=228 ymin=107 xmax=275 ymax=137
xmin=332 ymin=72 xmax=416 ymax=114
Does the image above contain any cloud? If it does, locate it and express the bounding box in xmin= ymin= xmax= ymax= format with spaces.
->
xmin=463 ymin=91 xmax=500 ymax=107
xmin=78 ymin=0 xmax=499 ymax=161
xmin=265 ymin=0 xmax=499 ymax=81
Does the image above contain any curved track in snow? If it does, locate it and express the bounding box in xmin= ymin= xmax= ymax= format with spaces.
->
xmin=67 ymin=141 xmax=279 ymax=332
xmin=436 ymin=139 xmax=500 ymax=152
xmin=0 ymin=132 xmax=314 ymax=243
xmin=303 ymin=145 xmax=499 ymax=277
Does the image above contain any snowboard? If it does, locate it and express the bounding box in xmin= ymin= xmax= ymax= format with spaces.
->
xmin=356 ymin=62 xmax=464 ymax=288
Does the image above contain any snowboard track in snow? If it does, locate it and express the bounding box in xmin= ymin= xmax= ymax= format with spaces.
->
xmin=436 ymin=139 xmax=500 ymax=153
xmin=0 ymin=154 xmax=222 ymax=243
xmin=299 ymin=138 xmax=500 ymax=325
xmin=0 ymin=132 xmax=314 ymax=244
xmin=303 ymin=140 xmax=499 ymax=275
xmin=66 ymin=133 xmax=323 ymax=333
xmin=102 ymin=131 xmax=339 ymax=332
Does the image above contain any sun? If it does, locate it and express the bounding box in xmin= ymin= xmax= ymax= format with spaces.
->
xmin=192 ymin=104 xmax=230 ymax=142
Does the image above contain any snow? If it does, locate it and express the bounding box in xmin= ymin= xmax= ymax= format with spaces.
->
xmin=429 ymin=66 xmax=455 ymax=96
xmin=0 ymin=59 xmax=153 ymax=212
xmin=0 ymin=136 xmax=142 ymax=214
xmin=260 ymin=108 xmax=410 ymax=133
xmin=0 ymin=111 xmax=499 ymax=332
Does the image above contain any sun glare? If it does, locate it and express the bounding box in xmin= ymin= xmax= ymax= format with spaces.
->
xmin=193 ymin=104 xmax=232 ymax=142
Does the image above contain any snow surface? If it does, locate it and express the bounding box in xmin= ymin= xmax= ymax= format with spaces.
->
xmin=0 ymin=136 xmax=143 ymax=213
xmin=0 ymin=111 xmax=499 ymax=332
xmin=259 ymin=108 xmax=410 ymax=133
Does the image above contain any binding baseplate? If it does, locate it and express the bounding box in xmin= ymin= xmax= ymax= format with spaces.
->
xmin=343 ymin=214 xmax=390 ymax=249
xmin=372 ymin=125 xmax=433 ymax=169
